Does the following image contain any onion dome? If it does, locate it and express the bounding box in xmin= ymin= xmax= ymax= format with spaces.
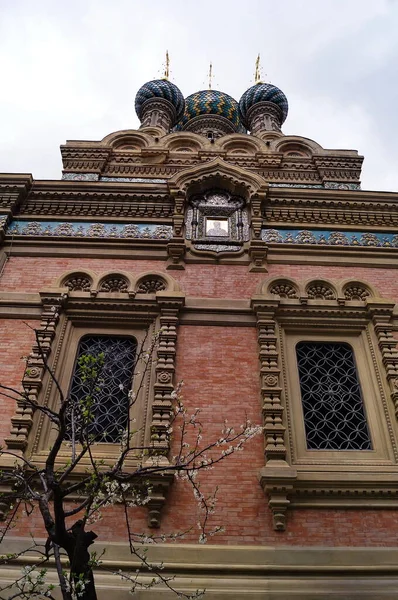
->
xmin=135 ymin=79 xmax=185 ymax=130
xmin=178 ymin=90 xmax=240 ymax=128
xmin=175 ymin=90 xmax=243 ymax=137
xmin=239 ymin=82 xmax=288 ymax=131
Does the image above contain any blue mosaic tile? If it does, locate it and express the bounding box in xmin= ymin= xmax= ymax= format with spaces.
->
xmin=100 ymin=177 xmax=167 ymax=183
xmin=262 ymin=228 xmax=398 ymax=247
xmin=7 ymin=221 xmax=172 ymax=240
xmin=175 ymin=90 xmax=241 ymax=130
xmin=324 ymin=182 xmax=361 ymax=190
xmin=62 ymin=173 xmax=99 ymax=181
xmin=239 ymin=82 xmax=289 ymax=126
xmin=269 ymin=183 xmax=324 ymax=189
xmin=135 ymin=79 xmax=185 ymax=121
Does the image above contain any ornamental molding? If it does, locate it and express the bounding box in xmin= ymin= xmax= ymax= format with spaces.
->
xmin=265 ymin=197 xmax=398 ymax=227
xmin=168 ymin=157 xmax=269 ymax=198
xmin=2 ymin=280 xmax=185 ymax=526
xmin=57 ymin=269 xmax=180 ymax=297
xmin=252 ymin=276 xmax=398 ymax=531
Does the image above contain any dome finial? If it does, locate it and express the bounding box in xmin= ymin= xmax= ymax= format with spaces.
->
xmin=162 ymin=50 xmax=170 ymax=80
xmin=208 ymin=62 xmax=213 ymax=90
xmin=255 ymin=54 xmax=262 ymax=84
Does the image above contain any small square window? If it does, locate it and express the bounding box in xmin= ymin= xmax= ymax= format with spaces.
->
xmin=205 ymin=218 xmax=229 ymax=237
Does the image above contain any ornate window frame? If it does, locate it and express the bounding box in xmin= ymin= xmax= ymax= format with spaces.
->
xmin=252 ymin=277 xmax=398 ymax=531
xmin=4 ymin=270 xmax=185 ymax=526
xmin=166 ymin=157 xmax=269 ymax=270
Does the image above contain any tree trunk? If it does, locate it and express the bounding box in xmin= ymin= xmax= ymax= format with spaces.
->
xmin=63 ymin=521 xmax=98 ymax=600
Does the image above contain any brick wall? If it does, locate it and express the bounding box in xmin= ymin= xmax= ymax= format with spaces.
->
xmin=1 ymin=256 xmax=398 ymax=547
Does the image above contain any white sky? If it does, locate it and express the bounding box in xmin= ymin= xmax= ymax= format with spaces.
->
xmin=1 ymin=0 xmax=397 ymax=191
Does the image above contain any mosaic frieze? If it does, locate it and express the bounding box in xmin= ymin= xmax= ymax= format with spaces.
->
xmin=7 ymin=221 xmax=173 ymax=240
xmin=268 ymin=182 xmax=361 ymax=190
xmin=61 ymin=173 xmax=99 ymax=181
xmin=262 ymin=228 xmax=398 ymax=247
xmin=269 ymin=183 xmax=324 ymax=189
xmin=100 ymin=177 xmax=167 ymax=183
xmin=61 ymin=174 xmax=168 ymax=183
xmin=324 ymin=181 xmax=361 ymax=190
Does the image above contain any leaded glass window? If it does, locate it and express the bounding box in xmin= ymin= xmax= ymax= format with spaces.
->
xmin=296 ymin=342 xmax=372 ymax=450
xmin=66 ymin=335 xmax=136 ymax=443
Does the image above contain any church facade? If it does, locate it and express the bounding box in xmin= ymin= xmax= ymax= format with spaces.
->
xmin=1 ymin=73 xmax=398 ymax=597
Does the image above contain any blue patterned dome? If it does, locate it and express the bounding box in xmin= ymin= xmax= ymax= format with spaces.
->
xmin=135 ymin=79 xmax=185 ymax=122
xmin=239 ymin=82 xmax=288 ymax=126
xmin=176 ymin=90 xmax=241 ymax=129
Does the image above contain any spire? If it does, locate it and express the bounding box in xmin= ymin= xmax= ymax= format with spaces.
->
xmin=162 ymin=50 xmax=170 ymax=80
xmin=208 ymin=62 xmax=213 ymax=90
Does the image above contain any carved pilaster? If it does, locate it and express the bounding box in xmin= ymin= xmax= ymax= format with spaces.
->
xmin=367 ymin=300 xmax=398 ymax=417
xmin=4 ymin=292 xmax=67 ymax=452
xmin=252 ymin=298 xmax=297 ymax=531
xmin=150 ymin=294 xmax=185 ymax=454
xmin=166 ymin=189 xmax=187 ymax=269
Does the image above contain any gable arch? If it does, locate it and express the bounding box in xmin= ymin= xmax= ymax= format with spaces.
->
xmin=101 ymin=130 xmax=152 ymax=149
xmin=168 ymin=156 xmax=268 ymax=201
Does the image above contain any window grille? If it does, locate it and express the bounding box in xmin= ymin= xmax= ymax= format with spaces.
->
xmin=66 ymin=336 xmax=136 ymax=443
xmin=296 ymin=342 xmax=372 ymax=450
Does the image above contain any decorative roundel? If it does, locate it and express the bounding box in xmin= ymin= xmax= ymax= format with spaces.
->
xmin=135 ymin=79 xmax=185 ymax=121
xmin=176 ymin=90 xmax=241 ymax=129
xmin=239 ymin=82 xmax=289 ymax=126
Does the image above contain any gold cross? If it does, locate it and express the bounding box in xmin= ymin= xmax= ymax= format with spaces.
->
xmin=163 ymin=50 xmax=170 ymax=80
xmin=255 ymin=53 xmax=262 ymax=84
xmin=208 ymin=62 xmax=213 ymax=90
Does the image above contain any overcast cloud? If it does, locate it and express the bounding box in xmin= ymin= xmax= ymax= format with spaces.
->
xmin=0 ymin=0 xmax=397 ymax=191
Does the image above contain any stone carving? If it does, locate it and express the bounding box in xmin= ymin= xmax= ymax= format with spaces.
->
xmin=306 ymin=283 xmax=336 ymax=300
xmin=270 ymin=283 xmax=298 ymax=299
xmin=5 ymin=294 xmax=66 ymax=451
xmin=344 ymin=285 xmax=370 ymax=301
xmin=251 ymin=299 xmax=290 ymax=531
xmin=99 ymin=277 xmax=129 ymax=293
xmin=136 ymin=277 xmax=167 ymax=294
xmin=63 ymin=276 xmax=92 ymax=292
